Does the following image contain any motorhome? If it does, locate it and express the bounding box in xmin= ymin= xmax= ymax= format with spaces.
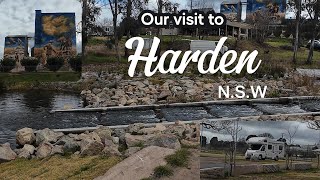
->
xmin=245 ymin=137 xmax=286 ymax=161
xmin=189 ymin=40 xmax=228 ymax=55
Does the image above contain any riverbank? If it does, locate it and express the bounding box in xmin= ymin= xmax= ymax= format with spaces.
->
xmin=0 ymin=72 xmax=81 ymax=92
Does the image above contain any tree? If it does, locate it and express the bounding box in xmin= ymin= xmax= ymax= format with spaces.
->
xmin=285 ymin=124 xmax=299 ymax=144
xmin=121 ymin=0 xmax=148 ymax=58
xmin=287 ymin=0 xmax=302 ymax=64
xmin=204 ymin=120 xmax=242 ymax=176
xmin=79 ymin=0 xmax=102 ymax=58
xmin=304 ymin=0 xmax=320 ymax=64
xmin=108 ymin=0 xmax=124 ymax=61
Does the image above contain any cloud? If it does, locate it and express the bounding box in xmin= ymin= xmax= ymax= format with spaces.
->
xmin=0 ymin=0 xmax=82 ymax=58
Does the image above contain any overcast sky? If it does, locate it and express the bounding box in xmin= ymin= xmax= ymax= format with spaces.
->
xmin=0 ymin=0 xmax=82 ymax=58
xmin=203 ymin=121 xmax=320 ymax=146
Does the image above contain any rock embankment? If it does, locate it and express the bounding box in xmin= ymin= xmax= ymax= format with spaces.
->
xmin=80 ymin=72 xmax=320 ymax=108
xmin=0 ymin=121 xmax=199 ymax=162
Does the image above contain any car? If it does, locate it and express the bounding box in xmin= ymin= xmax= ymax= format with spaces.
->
xmin=306 ymin=40 xmax=320 ymax=50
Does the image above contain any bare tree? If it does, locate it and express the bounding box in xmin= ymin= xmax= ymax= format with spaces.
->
xmin=287 ymin=0 xmax=302 ymax=64
xmin=285 ymin=124 xmax=299 ymax=144
xmin=204 ymin=120 xmax=242 ymax=176
xmin=108 ymin=0 xmax=123 ymax=61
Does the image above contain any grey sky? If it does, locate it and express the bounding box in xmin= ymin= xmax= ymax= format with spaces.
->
xmin=203 ymin=121 xmax=320 ymax=146
xmin=0 ymin=0 xmax=82 ymax=58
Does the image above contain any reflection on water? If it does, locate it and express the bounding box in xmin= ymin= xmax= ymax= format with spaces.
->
xmin=0 ymin=90 xmax=99 ymax=146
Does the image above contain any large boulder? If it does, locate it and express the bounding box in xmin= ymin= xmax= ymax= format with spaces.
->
xmin=18 ymin=144 xmax=35 ymax=159
xmin=124 ymin=147 xmax=141 ymax=157
xmin=51 ymin=145 xmax=64 ymax=155
xmin=36 ymin=142 xmax=53 ymax=158
xmin=102 ymin=139 xmax=121 ymax=156
xmin=125 ymin=133 xmax=153 ymax=147
xmin=16 ymin=128 xmax=36 ymax=146
xmin=55 ymin=135 xmax=80 ymax=153
xmin=94 ymin=146 xmax=175 ymax=180
xmin=138 ymin=124 xmax=167 ymax=135
xmin=36 ymin=128 xmax=64 ymax=145
xmin=79 ymin=132 xmax=104 ymax=156
xmin=94 ymin=126 xmax=113 ymax=143
xmin=127 ymin=123 xmax=144 ymax=135
xmin=0 ymin=143 xmax=17 ymax=162
xmin=146 ymin=134 xmax=181 ymax=149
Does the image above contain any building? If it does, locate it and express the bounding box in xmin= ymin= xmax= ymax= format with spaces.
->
xmin=3 ymin=35 xmax=29 ymax=72
xmin=33 ymin=10 xmax=77 ymax=65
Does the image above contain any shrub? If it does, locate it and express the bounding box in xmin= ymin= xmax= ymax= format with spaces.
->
xmin=46 ymin=57 xmax=64 ymax=72
xmin=0 ymin=58 xmax=16 ymax=72
xmin=69 ymin=55 xmax=82 ymax=72
xmin=165 ymin=149 xmax=190 ymax=167
xmin=153 ymin=165 xmax=173 ymax=178
xmin=21 ymin=57 xmax=39 ymax=72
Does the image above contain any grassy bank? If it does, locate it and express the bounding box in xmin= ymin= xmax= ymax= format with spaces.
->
xmin=0 ymin=155 xmax=121 ymax=179
xmin=0 ymin=72 xmax=80 ymax=90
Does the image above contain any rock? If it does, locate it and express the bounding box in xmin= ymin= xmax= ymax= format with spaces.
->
xmin=0 ymin=143 xmax=17 ymax=162
xmin=55 ymin=135 xmax=80 ymax=153
xmin=146 ymin=134 xmax=181 ymax=149
xmin=124 ymin=147 xmax=141 ymax=157
xmin=125 ymin=133 xmax=152 ymax=147
xmin=80 ymin=132 xmax=104 ymax=156
xmin=51 ymin=145 xmax=64 ymax=155
xmin=16 ymin=128 xmax=36 ymax=146
xmin=36 ymin=128 xmax=64 ymax=145
xmin=128 ymin=123 xmax=144 ymax=135
xmin=138 ymin=124 xmax=166 ymax=135
xmin=36 ymin=142 xmax=53 ymax=158
xmin=95 ymin=146 xmax=175 ymax=180
xmin=113 ymin=129 xmax=126 ymax=144
xmin=102 ymin=139 xmax=121 ymax=156
xmin=18 ymin=144 xmax=35 ymax=159
xmin=158 ymin=90 xmax=172 ymax=100
xmin=94 ymin=126 xmax=113 ymax=143
xmin=112 ymin=137 xmax=120 ymax=144
xmin=314 ymin=116 xmax=320 ymax=121
xmin=181 ymin=139 xmax=199 ymax=147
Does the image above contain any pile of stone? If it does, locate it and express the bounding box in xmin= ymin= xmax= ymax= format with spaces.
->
xmin=0 ymin=121 xmax=199 ymax=163
xmin=80 ymin=72 xmax=320 ymax=108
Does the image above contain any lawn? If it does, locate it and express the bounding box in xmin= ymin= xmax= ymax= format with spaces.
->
xmin=0 ymin=155 xmax=121 ymax=179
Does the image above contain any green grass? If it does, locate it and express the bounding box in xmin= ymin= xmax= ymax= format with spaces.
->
xmin=0 ymin=155 xmax=121 ymax=179
xmin=84 ymin=54 xmax=128 ymax=65
xmin=153 ymin=165 xmax=174 ymax=178
xmin=165 ymin=149 xmax=191 ymax=167
xmin=0 ymin=72 xmax=80 ymax=90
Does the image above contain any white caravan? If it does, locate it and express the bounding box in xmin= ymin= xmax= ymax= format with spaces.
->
xmin=245 ymin=137 xmax=285 ymax=161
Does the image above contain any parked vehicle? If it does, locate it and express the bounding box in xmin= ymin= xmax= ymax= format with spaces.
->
xmin=189 ymin=40 xmax=228 ymax=55
xmin=245 ymin=137 xmax=285 ymax=161
xmin=306 ymin=40 xmax=320 ymax=50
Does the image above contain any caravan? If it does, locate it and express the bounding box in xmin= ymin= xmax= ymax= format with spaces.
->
xmin=245 ymin=137 xmax=286 ymax=161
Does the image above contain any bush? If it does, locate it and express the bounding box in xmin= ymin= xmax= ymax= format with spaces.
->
xmin=46 ymin=57 xmax=64 ymax=72
xmin=21 ymin=57 xmax=39 ymax=72
xmin=0 ymin=58 xmax=16 ymax=72
xmin=69 ymin=56 xmax=82 ymax=72
xmin=165 ymin=149 xmax=190 ymax=167
xmin=153 ymin=165 xmax=173 ymax=178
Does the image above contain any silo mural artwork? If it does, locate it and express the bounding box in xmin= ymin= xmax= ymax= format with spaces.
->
xmin=4 ymin=35 xmax=28 ymax=72
xmin=33 ymin=10 xmax=77 ymax=65
xmin=220 ymin=3 xmax=239 ymax=21
xmin=247 ymin=0 xmax=286 ymax=24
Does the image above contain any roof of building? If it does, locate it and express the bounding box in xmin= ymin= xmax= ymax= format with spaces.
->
xmin=226 ymin=21 xmax=253 ymax=29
